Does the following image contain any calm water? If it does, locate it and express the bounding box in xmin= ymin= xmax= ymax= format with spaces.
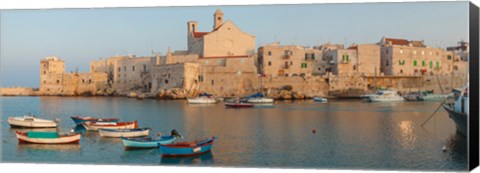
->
xmin=0 ymin=97 xmax=468 ymax=171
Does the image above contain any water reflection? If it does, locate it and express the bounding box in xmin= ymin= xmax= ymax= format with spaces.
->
xmin=444 ymin=133 xmax=467 ymax=164
xmin=17 ymin=143 xmax=81 ymax=151
xmin=398 ymin=120 xmax=417 ymax=150
xmin=160 ymin=151 xmax=214 ymax=165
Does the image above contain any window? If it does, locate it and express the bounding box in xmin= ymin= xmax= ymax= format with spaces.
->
xmin=413 ymin=60 xmax=417 ymax=66
xmin=143 ymin=64 xmax=147 ymax=72
xmin=305 ymin=54 xmax=308 ymax=60
xmin=211 ymin=80 xmax=214 ymax=85
xmin=56 ymin=80 xmax=60 ymax=84
xmin=82 ymin=79 xmax=85 ymax=83
xmin=422 ymin=61 xmax=426 ymax=67
xmin=421 ymin=51 xmax=425 ymax=55
xmin=447 ymin=55 xmax=452 ymax=60
xmin=268 ymin=51 xmax=272 ymax=56
xmin=400 ymin=69 xmax=403 ymax=74
xmin=353 ymin=65 xmax=356 ymax=70
xmin=165 ymin=80 xmax=169 ymax=84
xmin=268 ymin=61 xmax=272 ymax=66
xmin=400 ymin=49 xmax=403 ymax=54
xmin=301 ymin=63 xmax=307 ymax=68
xmin=399 ymin=60 xmax=405 ymax=65
xmin=429 ymin=61 xmax=433 ymax=69
xmin=386 ymin=60 xmax=389 ymax=66
xmin=118 ymin=67 xmax=121 ymax=72
xmin=436 ymin=62 xmax=440 ymax=69
xmin=43 ymin=71 xmax=46 ymax=75
xmin=413 ymin=50 xmax=417 ymax=55
xmin=124 ymin=66 xmax=126 ymax=71
xmin=290 ymin=61 xmax=293 ymax=66
xmin=311 ymin=53 xmax=315 ymax=60
xmin=167 ymin=74 xmax=171 ymax=78
xmin=132 ymin=66 xmax=135 ymax=71
xmin=89 ymin=79 xmax=92 ymax=83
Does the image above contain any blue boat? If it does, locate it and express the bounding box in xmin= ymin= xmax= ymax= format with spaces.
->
xmin=121 ymin=129 xmax=182 ymax=149
xmin=159 ymin=137 xmax=217 ymax=157
xmin=70 ymin=116 xmax=119 ymax=125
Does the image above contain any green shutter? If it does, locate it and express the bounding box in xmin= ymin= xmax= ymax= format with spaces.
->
xmin=429 ymin=61 xmax=433 ymax=69
xmin=436 ymin=62 xmax=440 ymax=68
xmin=422 ymin=61 xmax=426 ymax=67
xmin=346 ymin=55 xmax=349 ymax=62
xmin=413 ymin=60 xmax=417 ymax=66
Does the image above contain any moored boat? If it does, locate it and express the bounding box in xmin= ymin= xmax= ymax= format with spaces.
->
xmin=367 ymin=90 xmax=404 ymax=102
xmin=16 ymin=131 xmax=80 ymax=144
xmin=442 ymin=85 xmax=468 ymax=136
xmin=313 ymin=97 xmax=328 ymax=103
xmin=122 ymin=129 xmax=182 ymax=149
xmin=99 ymin=127 xmax=150 ymax=138
xmin=70 ymin=116 xmax=119 ymax=125
xmin=160 ymin=137 xmax=217 ymax=157
xmin=82 ymin=121 xmax=138 ymax=131
xmin=8 ymin=116 xmax=59 ymax=128
xmin=187 ymin=93 xmax=217 ymax=104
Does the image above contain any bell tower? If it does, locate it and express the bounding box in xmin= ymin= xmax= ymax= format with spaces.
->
xmin=213 ymin=9 xmax=224 ymax=30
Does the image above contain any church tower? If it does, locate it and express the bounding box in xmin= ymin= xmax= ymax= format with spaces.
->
xmin=213 ymin=9 xmax=224 ymax=30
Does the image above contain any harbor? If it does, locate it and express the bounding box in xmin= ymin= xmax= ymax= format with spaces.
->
xmin=0 ymin=96 xmax=468 ymax=170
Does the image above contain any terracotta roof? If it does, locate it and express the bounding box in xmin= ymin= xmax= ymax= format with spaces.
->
xmin=201 ymin=55 xmax=250 ymax=59
xmin=385 ymin=38 xmax=409 ymax=46
xmin=193 ymin=32 xmax=210 ymax=38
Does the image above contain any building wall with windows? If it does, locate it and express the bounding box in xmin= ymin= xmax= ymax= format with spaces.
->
xmin=258 ymin=43 xmax=317 ymax=77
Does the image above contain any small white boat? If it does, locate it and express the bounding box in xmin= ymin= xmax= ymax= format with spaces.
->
xmin=8 ymin=116 xmax=59 ymax=128
xmin=247 ymin=97 xmax=274 ymax=103
xmin=187 ymin=96 xmax=217 ymax=104
xmin=99 ymin=128 xmax=150 ymax=138
xmin=313 ymin=97 xmax=328 ymax=103
xmin=367 ymin=90 xmax=404 ymax=102
xmin=82 ymin=121 xmax=138 ymax=131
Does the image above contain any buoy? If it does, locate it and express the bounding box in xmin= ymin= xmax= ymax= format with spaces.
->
xmin=312 ymin=129 xmax=316 ymax=134
xmin=442 ymin=146 xmax=447 ymax=152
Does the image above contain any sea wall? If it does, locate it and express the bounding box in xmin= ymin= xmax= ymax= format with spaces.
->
xmin=0 ymin=87 xmax=37 ymax=96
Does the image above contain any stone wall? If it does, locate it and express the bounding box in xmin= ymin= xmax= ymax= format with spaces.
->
xmin=0 ymin=87 xmax=37 ymax=96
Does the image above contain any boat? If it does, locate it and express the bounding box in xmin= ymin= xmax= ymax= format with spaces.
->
xmin=70 ymin=116 xmax=119 ymax=125
xmin=225 ymin=102 xmax=254 ymax=108
xmin=121 ymin=129 xmax=182 ymax=149
xmin=442 ymin=84 xmax=468 ymax=136
xmin=160 ymin=137 xmax=217 ymax=157
xmin=99 ymin=127 xmax=150 ymax=138
xmin=366 ymin=90 xmax=404 ymax=102
xmin=313 ymin=97 xmax=328 ymax=103
xmin=245 ymin=93 xmax=274 ymax=103
xmin=16 ymin=131 xmax=80 ymax=144
xmin=8 ymin=115 xmax=59 ymax=128
xmin=421 ymin=90 xmax=450 ymax=101
xmin=82 ymin=121 xmax=138 ymax=131
xmin=403 ymin=92 xmax=424 ymax=101
xmin=187 ymin=93 xmax=217 ymax=104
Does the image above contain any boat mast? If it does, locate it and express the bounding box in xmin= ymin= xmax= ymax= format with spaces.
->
xmin=373 ymin=66 xmax=376 ymax=93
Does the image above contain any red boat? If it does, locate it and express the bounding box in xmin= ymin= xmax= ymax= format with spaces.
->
xmin=225 ymin=102 xmax=254 ymax=108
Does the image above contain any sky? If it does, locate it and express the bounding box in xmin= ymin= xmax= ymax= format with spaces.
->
xmin=0 ymin=1 xmax=470 ymax=87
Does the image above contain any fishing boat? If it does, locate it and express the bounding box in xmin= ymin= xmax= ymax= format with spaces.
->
xmin=421 ymin=90 xmax=450 ymax=101
xmin=160 ymin=137 xmax=217 ymax=157
xmin=225 ymin=102 xmax=254 ymax=108
xmin=8 ymin=115 xmax=59 ymax=128
xmin=313 ymin=97 xmax=328 ymax=103
xmin=121 ymin=129 xmax=182 ymax=149
xmin=403 ymin=92 xmax=424 ymax=101
xmin=82 ymin=121 xmax=138 ymax=131
xmin=366 ymin=90 xmax=404 ymax=102
xmin=99 ymin=127 xmax=150 ymax=138
xmin=16 ymin=131 xmax=80 ymax=144
xmin=70 ymin=116 xmax=119 ymax=125
xmin=442 ymin=84 xmax=468 ymax=136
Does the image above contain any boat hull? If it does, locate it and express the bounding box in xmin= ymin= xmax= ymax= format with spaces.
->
xmin=82 ymin=121 xmax=137 ymax=131
xmin=187 ymin=98 xmax=217 ymax=104
xmin=225 ymin=103 xmax=254 ymax=108
xmin=71 ymin=116 xmax=119 ymax=125
xmin=16 ymin=131 xmax=80 ymax=144
xmin=160 ymin=137 xmax=216 ymax=157
xmin=8 ymin=117 xmax=58 ymax=128
xmin=442 ymin=104 xmax=467 ymax=136
xmin=99 ymin=128 xmax=150 ymax=138
xmin=313 ymin=97 xmax=328 ymax=103
xmin=122 ymin=136 xmax=176 ymax=149
xmin=247 ymin=98 xmax=274 ymax=103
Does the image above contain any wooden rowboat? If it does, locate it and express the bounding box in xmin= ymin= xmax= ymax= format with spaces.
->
xmin=16 ymin=131 xmax=80 ymax=144
xmin=82 ymin=121 xmax=138 ymax=131
xmin=8 ymin=116 xmax=58 ymax=128
xmin=70 ymin=116 xmax=119 ymax=125
xmin=121 ymin=129 xmax=182 ymax=149
xmin=160 ymin=137 xmax=217 ymax=157
xmin=99 ymin=127 xmax=150 ymax=138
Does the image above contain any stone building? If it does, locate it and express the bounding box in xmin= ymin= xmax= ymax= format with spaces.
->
xmin=447 ymin=41 xmax=469 ymax=61
xmin=378 ymin=37 xmax=461 ymax=76
xmin=187 ymin=9 xmax=256 ymax=58
xmin=258 ymin=42 xmax=321 ymax=77
xmin=316 ymin=44 xmax=380 ymax=76
xmin=40 ymin=56 xmax=108 ymax=96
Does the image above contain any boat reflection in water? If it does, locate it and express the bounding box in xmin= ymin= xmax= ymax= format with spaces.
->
xmin=160 ymin=151 xmax=214 ymax=165
xmin=444 ymin=132 xmax=467 ymax=164
xmin=17 ymin=143 xmax=81 ymax=151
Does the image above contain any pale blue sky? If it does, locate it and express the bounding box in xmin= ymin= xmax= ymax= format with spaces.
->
xmin=0 ymin=2 xmax=469 ymax=87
